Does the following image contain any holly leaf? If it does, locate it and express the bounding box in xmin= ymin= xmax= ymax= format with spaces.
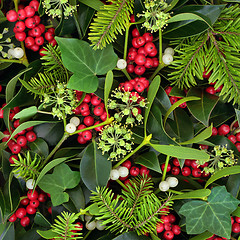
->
xmin=38 ymin=163 xmax=80 ymax=206
xmin=179 ymin=186 xmax=240 ymax=239
xmin=55 ymin=37 xmax=118 ymax=93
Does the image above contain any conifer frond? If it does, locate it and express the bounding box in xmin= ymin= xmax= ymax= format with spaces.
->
xmin=168 ymin=4 xmax=240 ymax=104
xmin=11 ymin=152 xmax=43 ymax=181
xmin=88 ymin=0 xmax=134 ymax=50
xmin=51 ymin=212 xmax=82 ymax=240
xmin=90 ymin=175 xmax=173 ymax=235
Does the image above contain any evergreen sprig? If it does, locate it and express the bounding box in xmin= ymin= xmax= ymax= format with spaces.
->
xmin=88 ymin=0 xmax=134 ymax=50
xmin=51 ymin=211 xmax=82 ymax=240
xmin=90 ymin=175 xmax=173 ymax=235
xmin=11 ymin=152 xmax=43 ymax=180
xmin=168 ymin=4 xmax=240 ymax=105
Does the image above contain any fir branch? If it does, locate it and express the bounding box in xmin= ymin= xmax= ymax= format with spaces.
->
xmin=88 ymin=0 xmax=134 ymax=50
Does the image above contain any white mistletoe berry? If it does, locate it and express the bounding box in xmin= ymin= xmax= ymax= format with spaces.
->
xmin=117 ymin=59 xmax=127 ymax=69
xmin=70 ymin=116 xmax=80 ymax=127
xmin=26 ymin=179 xmax=35 ymax=189
xmin=159 ymin=181 xmax=170 ymax=192
xmin=164 ymin=47 xmax=174 ymax=56
xmin=8 ymin=48 xmax=15 ymax=57
xmin=85 ymin=215 xmax=92 ymax=222
xmin=85 ymin=220 xmax=97 ymax=230
xmin=162 ymin=54 xmax=173 ymax=65
xmin=110 ymin=169 xmax=119 ymax=180
xmin=118 ymin=166 xmax=129 ymax=178
xmin=13 ymin=47 xmax=24 ymax=59
xmin=65 ymin=123 xmax=76 ymax=133
xmin=166 ymin=177 xmax=179 ymax=188
xmin=96 ymin=220 xmax=106 ymax=230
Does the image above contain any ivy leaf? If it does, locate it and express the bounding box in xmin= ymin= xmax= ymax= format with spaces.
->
xmin=179 ymin=186 xmax=240 ymax=239
xmin=38 ymin=163 xmax=80 ymax=206
xmin=56 ymin=37 xmax=118 ymax=93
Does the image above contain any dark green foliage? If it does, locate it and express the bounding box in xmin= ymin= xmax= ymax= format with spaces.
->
xmin=90 ymin=175 xmax=173 ymax=235
xmin=88 ymin=0 xmax=134 ymax=49
xmin=168 ymin=4 xmax=240 ymax=105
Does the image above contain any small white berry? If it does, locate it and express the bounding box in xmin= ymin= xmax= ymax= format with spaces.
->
xmin=117 ymin=59 xmax=127 ymax=69
xmin=166 ymin=177 xmax=179 ymax=188
xmin=8 ymin=48 xmax=15 ymax=57
xmin=70 ymin=116 xmax=80 ymax=127
xmin=110 ymin=169 xmax=119 ymax=180
xmin=85 ymin=215 xmax=92 ymax=222
xmin=13 ymin=47 xmax=24 ymax=59
xmin=162 ymin=54 xmax=173 ymax=65
xmin=118 ymin=166 xmax=129 ymax=178
xmin=164 ymin=47 xmax=174 ymax=56
xmin=159 ymin=181 xmax=170 ymax=192
xmin=85 ymin=220 xmax=96 ymax=230
xmin=96 ymin=220 xmax=106 ymax=230
xmin=26 ymin=179 xmax=35 ymax=189
xmin=65 ymin=123 xmax=76 ymax=133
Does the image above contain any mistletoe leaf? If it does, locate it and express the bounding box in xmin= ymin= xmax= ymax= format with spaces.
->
xmin=38 ymin=163 xmax=80 ymax=206
xmin=179 ymin=186 xmax=240 ymax=239
xmin=56 ymin=37 xmax=118 ymax=93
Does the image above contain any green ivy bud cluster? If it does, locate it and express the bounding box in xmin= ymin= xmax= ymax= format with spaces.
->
xmin=108 ymin=88 xmax=147 ymax=126
xmin=137 ymin=0 xmax=171 ymax=32
xmin=0 ymin=28 xmax=15 ymax=59
xmin=42 ymin=0 xmax=77 ymax=18
xmin=198 ymin=145 xmax=237 ymax=174
xmin=97 ymin=122 xmax=134 ymax=161
xmin=42 ymin=82 xmax=78 ymax=119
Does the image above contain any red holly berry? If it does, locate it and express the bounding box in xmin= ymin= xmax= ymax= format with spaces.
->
xmin=35 ymin=36 xmax=44 ymax=46
xmin=26 ymin=131 xmax=37 ymax=142
xmin=15 ymin=208 xmax=27 ymax=218
xmin=82 ymin=130 xmax=92 ymax=141
xmin=134 ymin=65 xmax=145 ymax=75
xmin=15 ymin=21 xmax=26 ymax=32
xmin=27 ymin=190 xmax=39 ymax=200
xmin=172 ymin=225 xmax=181 ymax=235
xmin=6 ymin=10 xmax=18 ymax=22
xmin=38 ymin=193 xmax=47 ymax=202
xmin=123 ymin=82 xmax=134 ymax=91
xmin=130 ymin=166 xmax=139 ymax=176
xmin=20 ymin=198 xmax=29 ymax=206
xmin=132 ymin=28 xmax=140 ymax=37
xmin=9 ymin=155 xmax=18 ymax=164
xmin=77 ymin=135 xmax=87 ymax=144
xmin=218 ymin=124 xmax=230 ymax=135
xmin=212 ymin=127 xmax=218 ymax=136
xmin=29 ymin=199 xmax=40 ymax=208
xmin=172 ymin=158 xmax=180 ymax=166
xmin=132 ymin=38 xmax=140 ymax=48
xmin=161 ymin=215 xmax=170 ymax=223
xmin=143 ymin=32 xmax=153 ymax=42
xmin=18 ymin=9 xmax=27 ymax=20
xmin=144 ymin=42 xmax=155 ymax=54
xmin=15 ymin=32 xmax=26 ymax=41
xmin=205 ymin=86 xmax=216 ymax=95
xmin=11 ymin=144 xmax=21 ymax=154
xmin=134 ymin=82 xmax=145 ymax=92
xmin=203 ymin=69 xmax=212 ymax=79
xmin=148 ymin=49 xmax=157 ymax=57
xmin=182 ymin=166 xmax=191 ymax=176
xmin=156 ymin=222 xmax=164 ymax=233
xmin=232 ymin=222 xmax=240 ymax=233
xmin=26 ymin=205 xmax=37 ymax=215
xmin=20 ymin=216 xmax=30 ymax=227
xmin=25 ymin=36 xmax=35 ymax=48
xmin=228 ymin=135 xmax=237 ymax=144
xmin=136 ymin=37 xmax=146 ymax=47
xmin=128 ymin=51 xmax=137 ymax=61
xmin=45 ymin=31 xmax=55 ymax=42
xmin=163 ymin=230 xmax=174 ymax=240
xmin=24 ymin=6 xmax=35 ymax=18
xmin=144 ymin=58 xmax=154 ymax=68
xmin=140 ymin=166 xmax=150 ymax=176
xmin=83 ymin=116 xmax=94 ymax=126
xmin=17 ymin=136 xmax=27 ymax=147
xmin=32 ymin=27 xmax=42 ymax=37
xmin=93 ymin=105 xmax=104 ymax=116
xmin=25 ymin=17 xmax=36 ymax=29
xmin=9 ymin=213 xmax=17 ymax=222
xmin=161 ymin=163 xmax=171 ymax=172
xmin=122 ymin=160 xmax=131 ymax=169
xmin=29 ymin=0 xmax=40 ymax=11
xmin=192 ymin=168 xmax=202 ymax=178
xmin=91 ymin=96 xmax=102 ymax=106
xmin=171 ymin=166 xmax=180 ymax=175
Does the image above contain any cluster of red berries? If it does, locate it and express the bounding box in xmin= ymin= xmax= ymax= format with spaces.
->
xmin=162 ymin=158 xmax=210 ymax=179
xmin=8 ymin=189 xmax=48 ymax=227
xmin=211 ymin=122 xmax=240 ymax=152
xmin=126 ymin=28 xmax=159 ymax=75
xmin=73 ymin=92 xmax=107 ymax=144
xmin=6 ymin=1 xmax=56 ymax=55
xmin=206 ymin=216 xmax=240 ymax=240
xmin=119 ymin=77 xmax=150 ymax=93
xmin=156 ymin=210 xmax=181 ymax=240
xmin=164 ymin=86 xmax=187 ymax=108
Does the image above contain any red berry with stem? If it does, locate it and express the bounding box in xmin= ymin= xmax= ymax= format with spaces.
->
xmin=148 ymin=49 xmax=157 ymax=57
xmin=144 ymin=42 xmax=155 ymax=54
xmin=132 ymin=28 xmax=140 ymax=37
xmin=199 ymin=144 xmax=209 ymax=150
xmin=143 ymin=32 xmax=153 ymax=42
xmin=172 ymin=158 xmax=180 ymax=166
xmin=18 ymin=9 xmax=26 ymax=20
xmin=45 ymin=31 xmax=55 ymax=41
xmin=38 ymin=24 xmax=45 ymax=33
xmin=27 ymin=190 xmax=39 ymax=200
xmin=77 ymin=135 xmax=87 ymax=144
xmin=9 ymin=213 xmax=17 ymax=222
xmin=123 ymin=82 xmax=134 ymax=91
xmin=140 ymin=166 xmax=150 ymax=176
xmin=21 ymin=216 xmax=30 ymax=227
xmin=132 ymin=38 xmax=140 ymax=48
xmin=130 ymin=166 xmax=139 ymax=176
xmin=168 ymin=214 xmax=176 ymax=223
xmin=127 ymin=64 xmax=134 ymax=73
xmin=32 ymin=27 xmax=42 ymax=37
xmin=152 ymin=57 xmax=159 ymax=67
xmin=135 ymin=82 xmax=145 ymax=92
xmin=134 ymin=65 xmax=145 ymax=75
xmin=137 ymin=47 xmax=147 ymax=56
xmin=136 ymin=36 xmax=146 ymax=47
xmin=170 ymin=96 xmax=179 ymax=105
xmin=171 ymin=166 xmax=180 ymax=175
xmin=25 ymin=17 xmax=36 ymax=29
xmin=29 ymin=0 xmax=40 ymax=11
xmin=33 ymin=15 xmax=41 ymax=25
xmin=128 ymin=51 xmax=137 ymax=61
xmin=15 ymin=208 xmax=27 ymax=218
xmin=218 ymin=124 xmax=230 ymax=135
xmin=91 ymin=95 xmax=102 ymax=106
xmin=82 ymin=130 xmax=92 ymax=141
xmin=182 ymin=166 xmax=191 ymax=176
xmin=25 ymin=36 xmax=35 ymax=48
xmin=29 ymin=199 xmax=40 ymax=208
xmin=35 ymin=36 xmax=44 ymax=46
xmin=26 ymin=131 xmax=37 ymax=142
xmin=15 ymin=21 xmax=26 ymax=32
xmin=135 ymin=54 xmax=146 ymax=66
xmin=161 ymin=215 xmax=170 ymax=223
xmin=163 ymin=230 xmax=174 ymax=240
xmin=6 ymin=10 xmax=18 ymax=22
xmin=26 ymin=205 xmax=37 ymax=215
xmin=161 ymin=163 xmax=171 ymax=172
xmin=20 ymin=198 xmax=29 ymax=206
xmin=11 ymin=144 xmax=21 ymax=154
xmin=144 ymin=58 xmax=154 ymax=68
xmin=192 ymin=168 xmax=202 ymax=178
xmin=17 ymin=136 xmax=27 ymax=147
xmin=203 ymin=69 xmax=211 ymax=79
xmin=212 ymin=127 xmax=218 ymax=136
xmin=94 ymin=105 xmax=104 ymax=116
xmin=164 ymin=222 xmax=172 ymax=231
xmin=83 ymin=116 xmax=94 ymax=126
xmin=191 ymin=160 xmax=199 ymax=169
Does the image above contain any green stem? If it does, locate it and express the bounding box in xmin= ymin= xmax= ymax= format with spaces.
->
xmin=20 ymin=41 xmax=29 ymax=67
xmin=0 ymin=59 xmax=22 ymax=64
xmin=37 ymin=110 xmax=53 ymax=115
xmin=70 ymin=117 xmax=114 ymax=136
xmin=162 ymin=155 xmax=170 ymax=182
xmin=62 ymin=111 xmax=67 ymax=130
xmin=123 ymin=22 xmax=130 ymax=60
xmin=43 ymin=133 xmax=69 ymax=165
xmin=14 ymin=0 xmax=18 ymax=11
xmin=82 ymin=230 xmax=92 ymax=240
xmin=122 ymin=68 xmax=131 ymax=80
xmin=67 ymin=163 xmax=80 ymax=169
xmin=149 ymin=62 xmax=165 ymax=81
xmin=159 ymin=30 xmax=163 ymax=64
xmin=168 ymin=189 xmax=183 ymax=195
xmin=116 ymin=179 xmax=128 ymax=190
xmin=113 ymin=134 xmax=152 ymax=169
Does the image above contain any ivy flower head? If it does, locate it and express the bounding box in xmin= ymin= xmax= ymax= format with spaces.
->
xmin=0 ymin=28 xmax=15 ymax=59
xmin=97 ymin=122 xmax=134 ymax=161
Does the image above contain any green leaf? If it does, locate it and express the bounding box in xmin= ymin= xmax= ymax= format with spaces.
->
xmin=205 ymin=166 xmax=240 ymax=188
xmin=172 ymin=189 xmax=211 ymax=200
xmin=78 ymin=0 xmax=104 ymax=11
xmin=13 ymin=106 xmax=37 ymax=121
xmin=163 ymin=96 xmax=200 ymax=126
xmin=179 ymin=186 xmax=240 ymax=239
xmin=34 ymin=212 xmax=51 ymax=227
xmin=104 ymin=70 xmax=113 ymax=117
xmin=190 ymin=231 xmax=214 ymax=240
xmin=149 ymin=233 xmax=161 ymax=240
xmin=144 ymin=75 xmax=161 ymax=136
xmin=0 ymin=222 xmax=15 ymax=240
xmin=180 ymin=124 xmax=213 ymax=145
xmin=151 ymin=144 xmax=209 ymax=161
xmin=38 ymin=163 xmax=80 ymax=206
xmin=232 ymin=206 xmax=240 ymax=217
xmin=235 ymin=108 xmax=240 ymax=126
xmin=113 ymin=232 xmax=149 ymax=240
xmin=56 ymin=37 xmax=118 ymax=93
xmin=226 ymin=174 xmax=240 ymax=198
xmin=37 ymin=229 xmax=58 ymax=239
xmin=187 ymin=88 xmax=219 ymax=126
xmin=67 ymin=184 xmax=85 ymax=211
xmin=80 ymin=140 xmax=111 ymax=191
xmin=29 ymin=138 xmax=49 ymax=159
xmin=135 ymin=151 xmax=161 ymax=173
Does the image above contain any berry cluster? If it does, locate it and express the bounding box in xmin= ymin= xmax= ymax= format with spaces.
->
xmin=159 ymin=177 xmax=178 ymax=192
xmin=206 ymin=216 xmax=240 ymax=239
xmin=126 ymin=28 xmax=159 ymax=75
xmin=8 ymin=189 xmax=48 ymax=227
xmin=119 ymin=77 xmax=149 ymax=93
xmin=156 ymin=210 xmax=181 ymax=240
xmin=6 ymin=1 xmax=56 ymax=55
xmin=161 ymin=158 xmax=210 ymax=179
xmin=164 ymin=86 xmax=187 ymax=108
xmin=70 ymin=92 xmax=107 ymax=144
xmin=84 ymin=215 xmax=106 ymax=231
